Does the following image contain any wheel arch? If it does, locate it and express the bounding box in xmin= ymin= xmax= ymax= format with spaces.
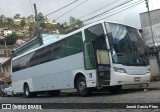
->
xmin=74 ymin=72 xmax=86 ymax=88
xmin=23 ymin=82 xmax=28 ymax=92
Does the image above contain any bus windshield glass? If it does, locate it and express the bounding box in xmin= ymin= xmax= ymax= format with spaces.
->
xmin=105 ymin=22 xmax=149 ymax=66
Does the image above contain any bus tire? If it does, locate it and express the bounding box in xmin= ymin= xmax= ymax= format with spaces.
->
xmin=76 ymin=76 xmax=91 ymax=97
xmin=12 ymin=92 xmax=14 ymax=97
xmin=24 ymin=84 xmax=33 ymax=98
xmin=109 ymin=85 xmax=122 ymax=93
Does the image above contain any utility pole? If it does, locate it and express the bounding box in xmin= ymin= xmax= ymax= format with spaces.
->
xmin=33 ymin=3 xmax=43 ymax=46
xmin=4 ymin=39 xmax=8 ymax=57
xmin=145 ymin=0 xmax=156 ymax=52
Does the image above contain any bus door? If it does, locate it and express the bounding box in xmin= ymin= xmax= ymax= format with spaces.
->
xmin=92 ymin=36 xmax=111 ymax=86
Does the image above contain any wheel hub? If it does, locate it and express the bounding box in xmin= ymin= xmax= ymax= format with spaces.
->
xmin=79 ymin=82 xmax=86 ymax=91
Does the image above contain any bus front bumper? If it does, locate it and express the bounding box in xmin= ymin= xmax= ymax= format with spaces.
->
xmin=110 ymin=72 xmax=151 ymax=86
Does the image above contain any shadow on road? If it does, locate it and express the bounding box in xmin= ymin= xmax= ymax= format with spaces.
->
xmin=17 ymin=88 xmax=152 ymax=98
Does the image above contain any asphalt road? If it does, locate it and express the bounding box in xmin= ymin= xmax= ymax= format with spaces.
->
xmin=0 ymin=89 xmax=160 ymax=112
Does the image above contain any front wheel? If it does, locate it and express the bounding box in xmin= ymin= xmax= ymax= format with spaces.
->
xmin=76 ymin=76 xmax=91 ymax=97
xmin=24 ymin=84 xmax=35 ymax=98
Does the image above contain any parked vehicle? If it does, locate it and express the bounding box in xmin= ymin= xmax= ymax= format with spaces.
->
xmin=4 ymin=85 xmax=14 ymax=97
xmin=1 ymin=85 xmax=14 ymax=97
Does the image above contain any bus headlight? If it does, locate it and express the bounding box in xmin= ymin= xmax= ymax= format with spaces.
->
xmin=113 ymin=67 xmax=126 ymax=73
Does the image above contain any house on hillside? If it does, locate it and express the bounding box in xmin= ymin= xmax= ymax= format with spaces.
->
xmin=3 ymin=30 xmax=12 ymax=36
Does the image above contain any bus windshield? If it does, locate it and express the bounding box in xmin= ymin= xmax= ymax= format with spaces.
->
xmin=105 ymin=22 xmax=149 ymax=66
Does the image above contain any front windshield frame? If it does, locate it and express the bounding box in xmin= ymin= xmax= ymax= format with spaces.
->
xmin=105 ymin=22 xmax=149 ymax=66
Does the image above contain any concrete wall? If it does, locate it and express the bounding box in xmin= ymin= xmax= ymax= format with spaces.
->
xmin=140 ymin=9 xmax=160 ymax=28
xmin=149 ymin=56 xmax=160 ymax=77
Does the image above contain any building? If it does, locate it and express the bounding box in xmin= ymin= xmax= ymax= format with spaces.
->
xmin=3 ymin=30 xmax=12 ymax=36
xmin=140 ymin=9 xmax=160 ymax=77
xmin=140 ymin=9 xmax=160 ymax=47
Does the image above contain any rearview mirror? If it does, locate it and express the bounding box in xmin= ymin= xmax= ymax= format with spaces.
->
xmin=107 ymin=32 xmax=114 ymax=47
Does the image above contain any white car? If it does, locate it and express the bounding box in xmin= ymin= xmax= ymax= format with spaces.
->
xmin=2 ymin=85 xmax=14 ymax=97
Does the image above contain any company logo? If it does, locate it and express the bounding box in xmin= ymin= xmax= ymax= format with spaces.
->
xmin=2 ymin=104 xmax=11 ymax=109
xmin=1 ymin=104 xmax=42 ymax=110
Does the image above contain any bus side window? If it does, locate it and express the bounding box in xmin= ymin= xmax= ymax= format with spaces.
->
xmin=19 ymin=55 xmax=28 ymax=70
xmin=28 ymin=51 xmax=39 ymax=67
xmin=12 ymin=59 xmax=20 ymax=72
xmin=50 ymin=40 xmax=65 ymax=60
xmin=38 ymin=46 xmax=51 ymax=64
xmin=65 ymin=32 xmax=83 ymax=56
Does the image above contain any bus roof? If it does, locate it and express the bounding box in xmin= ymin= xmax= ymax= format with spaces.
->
xmin=12 ymin=20 xmax=138 ymax=61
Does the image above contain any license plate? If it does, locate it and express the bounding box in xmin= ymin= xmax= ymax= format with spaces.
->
xmin=134 ymin=77 xmax=141 ymax=81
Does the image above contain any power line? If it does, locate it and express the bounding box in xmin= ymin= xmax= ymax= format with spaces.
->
xmin=78 ymin=0 xmax=121 ymax=19
xmin=59 ymin=0 xmax=144 ymax=32
xmin=55 ymin=0 xmax=89 ymax=20
xmin=83 ymin=0 xmax=134 ymax=22
xmin=89 ymin=0 xmax=144 ymax=24
xmin=45 ymin=0 xmax=79 ymax=17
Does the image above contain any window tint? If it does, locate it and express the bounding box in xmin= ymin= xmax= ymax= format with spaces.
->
xmin=19 ymin=55 xmax=28 ymax=69
xmin=50 ymin=40 xmax=66 ymax=60
xmin=12 ymin=32 xmax=83 ymax=72
xmin=28 ymin=51 xmax=39 ymax=67
xmin=65 ymin=32 xmax=83 ymax=56
xmin=38 ymin=45 xmax=51 ymax=64
xmin=12 ymin=59 xmax=20 ymax=72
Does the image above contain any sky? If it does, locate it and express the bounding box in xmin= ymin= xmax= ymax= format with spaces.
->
xmin=0 ymin=0 xmax=160 ymax=29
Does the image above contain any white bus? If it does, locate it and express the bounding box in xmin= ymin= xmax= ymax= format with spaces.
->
xmin=11 ymin=21 xmax=150 ymax=97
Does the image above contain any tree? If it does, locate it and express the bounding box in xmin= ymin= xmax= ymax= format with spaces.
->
xmin=14 ymin=14 xmax=20 ymax=19
xmin=7 ymin=18 xmax=13 ymax=24
xmin=68 ymin=16 xmax=85 ymax=32
xmin=37 ymin=13 xmax=44 ymax=22
xmin=20 ymin=18 xmax=26 ymax=27
xmin=28 ymin=15 xmax=35 ymax=22
xmin=0 ymin=15 xmax=5 ymax=23
xmin=5 ymin=34 xmax=20 ymax=45
xmin=0 ymin=34 xmax=20 ymax=45
xmin=69 ymin=16 xmax=77 ymax=29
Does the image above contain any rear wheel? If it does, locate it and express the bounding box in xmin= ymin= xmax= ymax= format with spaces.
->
xmin=76 ymin=76 xmax=91 ymax=97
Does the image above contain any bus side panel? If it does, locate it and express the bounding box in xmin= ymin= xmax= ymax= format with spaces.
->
xmin=12 ymin=52 xmax=84 ymax=92
xmin=12 ymin=78 xmax=33 ymax=94
xmin=32 ymin=70 xmax=72 ymax=91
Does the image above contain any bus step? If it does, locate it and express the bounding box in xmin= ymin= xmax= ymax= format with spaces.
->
xmin=100 ymin=85 xmax=109 ymax=87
